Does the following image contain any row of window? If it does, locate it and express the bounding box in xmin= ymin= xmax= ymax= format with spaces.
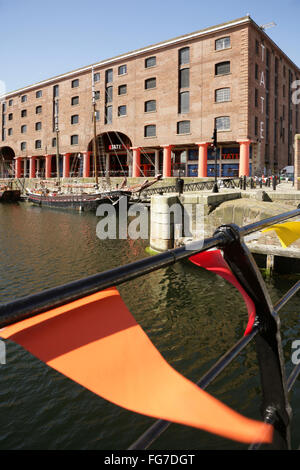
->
xmin=4 ymin=83 xmax=231 ymax=128
xmin=4 ymin=87 xmax=232 ymax=136
xmin=17 ymin=116 xmax=231 ymax=151
xmin=3 ymin=38 xmax=231 ymax=111
xmin=2 ymin=58 xmax=157 ymax=111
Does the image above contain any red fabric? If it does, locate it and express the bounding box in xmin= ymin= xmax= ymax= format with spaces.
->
xmin=0 ymin=287 xmax=272 ymax=444
xmin=189 ymin=249 xmax=256 ymax=336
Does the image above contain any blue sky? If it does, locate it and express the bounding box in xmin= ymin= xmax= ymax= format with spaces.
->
xmin=1 ymin=0 xmax=299 ymax=93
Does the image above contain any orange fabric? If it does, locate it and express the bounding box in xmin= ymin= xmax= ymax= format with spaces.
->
xmin=189 ymin=250 xmax=256 ymax=336
xmin=0 ymin=287 xmax=272 ymax=444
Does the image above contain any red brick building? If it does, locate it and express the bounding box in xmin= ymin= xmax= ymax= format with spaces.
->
xmin=0 ymin=15 xmax=299 ymax=179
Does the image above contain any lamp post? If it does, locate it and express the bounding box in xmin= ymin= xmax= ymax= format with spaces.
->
xmin=212 ymin=128 xmax=218 ymax=193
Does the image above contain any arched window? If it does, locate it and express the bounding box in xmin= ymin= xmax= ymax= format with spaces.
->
xmin=215 ymin=37 xmax=230 ymax=50
xmin=179 ymin=47 xmax=190 ymax=65
xmin=179 ymin=92 xmax=189 ymax=113
xmin=177 ymin=120 xmax=190 ymax=134
xmin=71 ymin=135 xmax=78 ymax=145
xmin=215 ymin=61 xmax=230 ymax=75
xmin=144 ymin=100 xmax=156 ymax=112
xmin=215 ymin=88 xmax=230 ymax=102
xmin=215 ymin=116 xmax=230 ymax=131
xmin=145 ymin=78 xmax=156 ymax=89
xmin=144 ymin=125 xmax=156 ymax=137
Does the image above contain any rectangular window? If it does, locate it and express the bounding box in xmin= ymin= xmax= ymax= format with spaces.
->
xmin=21 ymin=95 xmax=27 ymax=103
xmin=35 ymin=122 xmax=42 ymax=130
xmin=144 ymin=125 xmax=156 ymax=137
xmin=53 ymin=85 xmax=59 ymax=97
xmin=72 ymin=79 xmax=79 ymax=88
xmin=179 ymin=91 xmax=189 ymax=113
xmin=255 ymin=63 xmax=258 ymax=80
xmin=215 ymin=88 xmax=230 ymax=103
xmin=95 ymin=90 xmax=100 ymax=100
xmin=36 ymin=106 xmax=42 ymax=114
xmin=95 ymin=110 xmax=100 ymax=121
xmin=71 ymin=96 xmax=79 ymax=105
xmin=105 ymin=69 xmax=113 ymax=83
xmin=266 ymin=69 xmax=270 ymax=90
xmin=21 ymin=125 xmax=27 ymax=133
xmin=106 ymin=86 xmax=113 ymax=103
xmin=21 ymin=109 xmax=27 ymax=117
xmin=177 ymin=120 xmax=190 ymax=134
xmin=145 ymin=100 xmax=156 ymax=112
xmin=36 ymin=90 xmax=42 ymax=98
xmin=255 ymin=88 xmax=258 ymax=107
xmin=8 ymin=128 xmax=12 ymax=136
xmin=145 ymin=78 xmax=156 ymax=89
xmin=94 ymin=72 xmax=100 ymax=82
xmin=255 ymin=116 xmax=258 ymax=136
xmin=179 ymin=47 xmax=190 ymax=65
xmin=145 ymin=56 xmax=156 ymax=68
xmin=105 ymin=106 xmax=112 ymax=124
xmin=8 ymin=99 xmax=13 ymax=106
xmin=118 ymin=105 xmax=127 ymax=116
xmin=118 ymin=84 xmax=127 ymax=95
xmin=255 ymin=40 xmax=259 ymax=55
xmin=21 ymin=142 xmax=26 ymax=151
xmin=71 ymin=135 xmax=78 ymax=145
xmin=35 ymin=140 xmax=42 ymax=149
xmin=118 ymin=65 xmax=127 ymax=75
xmin=179 ymin=68 xmax=189 ymax=88
xmin=52 ymin=137 xmax=57 ymax=147
xmin=215 ymin=61 xmax=230 ymax=75
xmin=8 ymin=113 xmax=13 ymax=120
xmin=215 ymin=116 xmax=230 ymax=131
xmin=71 ymin=115 xmax=79 ymax=124
xmin=266 ymin=49 xmax=270 ymax=67
xmin=215 ymin=37 xmax=230 ymax=50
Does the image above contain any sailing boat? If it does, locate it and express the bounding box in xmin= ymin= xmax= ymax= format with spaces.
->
xmin=26 ymin=68 xmax=162 ymax=211
xmin=0 ymin=153 xmax=21 ymax=202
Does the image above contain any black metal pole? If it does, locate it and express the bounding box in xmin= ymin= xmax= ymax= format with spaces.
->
xmin=212 ymin=146 xmax=218 ymax=193
xmin=0 ymin=233 xmax=225 ymax=329
xmin=214 ymin=223 xmax=292 ymax=450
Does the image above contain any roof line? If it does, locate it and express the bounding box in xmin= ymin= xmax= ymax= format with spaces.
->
xmin=1 ymin=15 xmax=299 ymax=100
xmin=1 ymin=16 xmax=250 ymax=99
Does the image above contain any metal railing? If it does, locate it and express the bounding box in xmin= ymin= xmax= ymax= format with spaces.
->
xmin=140 ymin=178 xmax=239 ymax=197
xmin=1 ymin=208 xmax=300 ymax=449
xmin=140 ymin=175 xmax=287 ymax=197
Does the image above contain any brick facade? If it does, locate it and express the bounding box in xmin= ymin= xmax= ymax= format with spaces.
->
xmin=0 ymin=16 xmax=299 ymax=179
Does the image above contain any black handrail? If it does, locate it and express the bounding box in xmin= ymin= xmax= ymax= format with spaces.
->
xmin=1 ymin=208 xmax=300 ymax=449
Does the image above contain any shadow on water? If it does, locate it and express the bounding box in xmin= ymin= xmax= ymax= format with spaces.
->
xmin=0 ymin=202 xmax=299 ymax=449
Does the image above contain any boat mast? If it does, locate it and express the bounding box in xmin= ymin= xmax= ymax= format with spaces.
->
xmin=92 ymin=67 xmax=98 ymax=186
xmin=54 ymin=98 xmax=60 ymax=185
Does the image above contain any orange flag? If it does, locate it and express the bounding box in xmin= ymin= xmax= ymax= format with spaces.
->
xmin=190 ymin=249 xmax=256 ymax=336
xmin=0 ymin=287 xmax=272 ymax=444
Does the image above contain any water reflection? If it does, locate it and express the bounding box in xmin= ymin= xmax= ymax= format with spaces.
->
xmin=0 ymin=202 xmax=299 ymax=449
